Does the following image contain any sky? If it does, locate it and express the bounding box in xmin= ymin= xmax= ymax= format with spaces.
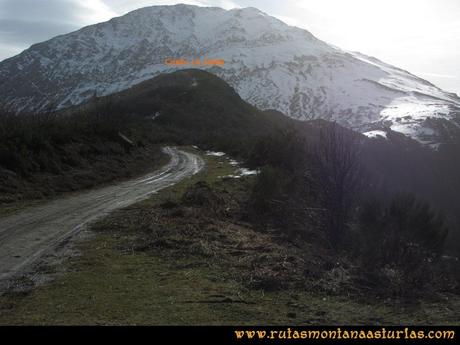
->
xmin=0 ymin=0 xmax=459 ymax=95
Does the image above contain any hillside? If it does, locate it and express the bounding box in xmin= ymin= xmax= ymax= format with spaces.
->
xmin=2 ymin=150 xmax=459 ymax=325
xmin=0 ymin=69 xmax=290 ymax=205
xmin=91 ymin=68 xmax=292 ymax=151
xmin=3 ymin=68 xmax=460 ymax=229
xmin=1 ymin=4 xmax=460 ymax=146
xmin=81 ymin=69 xmax=460 ymax=255
xmin=1 ymin=69 xmax=459 ymax=326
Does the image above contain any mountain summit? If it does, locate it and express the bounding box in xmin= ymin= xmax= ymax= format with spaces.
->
xmin=1 ymin=4 xmax=459 ymax=145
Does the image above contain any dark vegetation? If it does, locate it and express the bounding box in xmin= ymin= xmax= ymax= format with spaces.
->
xmin=0 ymin=69 xmax=291 ymax=204
xmin=0 ymin=104 xmax=166 ymax=204
xmin=1 ymin=69 xmax=459 ymax=302
xmin=88 ymin=69 xmax=292 ymax=156
xmin=247 ymin=123 xmax=459 ymax=299
xmin=354 ymin=195 xmax=449 ymax=297
xmin=5 ymin=156 xmax=458 ymax=324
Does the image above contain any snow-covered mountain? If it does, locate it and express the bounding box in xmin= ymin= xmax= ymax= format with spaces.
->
xmin=1 ymin=4 xmax=459 ymax=145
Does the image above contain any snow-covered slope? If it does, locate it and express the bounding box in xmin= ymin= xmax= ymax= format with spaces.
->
xmin=1 ymin=4 xmax=459 ymax=145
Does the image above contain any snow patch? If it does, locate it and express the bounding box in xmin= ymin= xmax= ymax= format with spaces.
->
xmin=363 ymin=130 xmax=387 ymax=139
xmin=205 ymin=151 xmax=226 ymax=157
xmin=220 ymin=168 xmax=260 ymax=179
xmin=191 ymin=78 xmax=198 ymax=87
xmin=151 ymin=111 xmax=161 ymax=120
xmin=238 ymin=168 xmax=259 ymax=176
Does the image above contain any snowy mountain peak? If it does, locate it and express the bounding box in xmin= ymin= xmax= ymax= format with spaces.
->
xmin=1 ymin=4 xmax=459 ymax=146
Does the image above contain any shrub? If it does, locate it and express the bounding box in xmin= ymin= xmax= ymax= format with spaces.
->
xmin=250 ymin=165 xmax=289 ymax=219
xmin=354 ymin=194 xmax=449 ymax=298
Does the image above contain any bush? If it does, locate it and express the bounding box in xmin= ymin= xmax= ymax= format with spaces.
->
xmin=250 ymin=165 xmax=289 ymax=219
xmin=250 ymin=167 xmax=318 ymax=240
xmin=248 ymin=129 xmax=309 ymax=172
xmin=0 ymin=103 xmax=168 ymax=204
xmin=354 ymin=194 xmax=449 ymax=298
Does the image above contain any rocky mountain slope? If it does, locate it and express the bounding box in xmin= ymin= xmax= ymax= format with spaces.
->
xmin=1 ymin=4 xmax=459 ymax=146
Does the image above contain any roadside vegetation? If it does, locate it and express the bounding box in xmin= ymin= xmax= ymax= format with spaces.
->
xmin=1 ymin=69 xmax=459 ymax=324
xmin=246 ymin=124 xmax=459 ymax=300
xmin=1 ymin=150 xmax=459 ymax=325
xmin=0 ymin=103 xmax=167 ymax=209
xmin=0 ymin=70 xmax=289 ymax=209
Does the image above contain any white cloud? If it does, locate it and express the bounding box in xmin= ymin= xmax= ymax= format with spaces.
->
xmin=0 ymin=0 xmax=119 ymax=60
xmin=0 ymin=42 xmax=22 ymax=61
xmin=271 ymin=14 xmax=301 ymax=27
xmin=76 ymin=1 xmax=118 ymax=24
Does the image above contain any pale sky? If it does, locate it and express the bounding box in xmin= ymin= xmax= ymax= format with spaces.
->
xmin=0 ymin=0 xmax=459 ymax=95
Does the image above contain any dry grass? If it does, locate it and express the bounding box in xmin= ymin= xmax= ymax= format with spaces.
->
xmin=1 ymin=149 xmax=459 ymax=325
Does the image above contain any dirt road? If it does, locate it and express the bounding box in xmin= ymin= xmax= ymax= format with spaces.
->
xmin=0 ymin=147 xmax=204 ymax=286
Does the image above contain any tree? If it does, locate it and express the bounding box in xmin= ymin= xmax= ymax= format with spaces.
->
xmin=314 ymin=123 xmax=364 ymax=249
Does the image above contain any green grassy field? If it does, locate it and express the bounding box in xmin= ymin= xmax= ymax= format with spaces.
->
xmin=1 ymin=148 xmax=459 ymax=325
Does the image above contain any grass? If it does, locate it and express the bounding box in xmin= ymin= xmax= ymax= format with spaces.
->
xmin=1 ymin=147 xmax=459 ymax=325
xmin=2 ymin=233 xmax=458 ymax=325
